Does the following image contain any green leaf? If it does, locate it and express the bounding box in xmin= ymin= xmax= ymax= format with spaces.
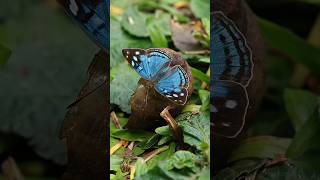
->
xmin=177 ymin=112 xmax=210 ymax=151
xmin=134 ymin=158 xmax=149 ymax=177
xmin=135 ymin=161 xmax=193 ymax=180
xmin=0 ymin=43 xmax=11 ymax=68
xmin=137 ymin=1 xmax=189 ymax=23
xmin=190 ymin=0 xmax=210 ymax=19
xmin=133 ymin=146 xmax=145 ymax=156
xmin=110 ymin=155 xmax=122 ymax=171
xmin=110 ymin=170 xmax=128 ymax=180
xmin=110 ymin=137 xmax=120 ymax=147
xmin=111 ymin=129 xmax=153 ymax=142
xmin=199 ymin=90 xmax=209 ymax=111
xmin=202 ymin=18 xmax=210 ymax=37
xmin=217 ymin=160 xmax=320 ymax=180
xmin=193 ymin=32 xmax=210 ymax=49
xmin=182 ymin=104 xmax=201 ymax=113
xmin=258 ymin=17 xmax=320 ymax=75
xmin=139 ymin=134 xmax=161 ymax=149
xmin=0 ymin=2 xmax=99 ymax=164
xmin=169 ymin=150 xmax=197 ymax=169
xmin=158 ymin=136 xmax=172 ymax=146
xmin=284 ymin=89 xmax=319 ymax=132
xmin=136 ymin=143 xmax=207 ymax=180
xmin=158 ymin=4 xmax=189 ymax=23
xmin=229 ymin=136 xmax=291 ymax=163
xmin=286 ymin=110 xmax=320 ymax=172
xmin=198 ymin=167 xmax=210 ymax=180
xmin=147 ymin=19 xmax=168 ymax=48
xmin=215 ymin=159 xmax=266 ymax=180
xmin=153 ymin=12 xmax=171 ymax=36
xmin=155 ymin=126 xmax=171 ymax=136
xmin=255 ymin=164 xmax=320 ymax=180
xmin=121 ymin=6 xmax=149 ymax=37
xmin=147 ymin=143 xmax=176 ymax=169
xmin=191 ymin=67 xmax=210 ymax=83
xmin=110 ymin=117 xmax=128 ymax=133
xmin=110 ymin=18 xmax=152 ymax=68
xmin=110 ymin=63 xmax=140 ymax=113
xmin=199 ymin=57 xmax=210 ymax=64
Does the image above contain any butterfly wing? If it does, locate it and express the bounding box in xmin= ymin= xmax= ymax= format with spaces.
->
xmin=211 ymin=11 xmax=253 ymax=138
xmin=212 ymin=11 xmax=253 ymax=87
xmin=57 ymin=0 xmax=109 ymax=50
xmin=122 ymin=49 xmax=171 ymax=81
xmin=211 ymin=80 xmax=248 ymax=138
xmin=155 ymin=65 xmax=189 ymax=105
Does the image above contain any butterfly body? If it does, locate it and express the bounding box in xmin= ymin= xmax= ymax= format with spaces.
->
xmin=122 ymin=48 xmax=193 ymax=130
xmin=211 ymin=11 xmax=253 ymax=138
xmin=57 ymin=0 xmax=109 ymax=50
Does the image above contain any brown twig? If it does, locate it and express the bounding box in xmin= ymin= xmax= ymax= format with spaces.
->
xmin=142 ymin=146 xmax=169 ymax=162
xmin=111 ymin=111 xmax=122 ymax=129
xmin=160 ymin=106 xmax=183 ymax=145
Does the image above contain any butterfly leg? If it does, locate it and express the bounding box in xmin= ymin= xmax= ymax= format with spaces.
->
xmin=160 ymin=106 xmax=183 ymax=146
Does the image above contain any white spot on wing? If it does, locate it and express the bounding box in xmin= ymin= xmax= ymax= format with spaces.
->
xmin=180 ymin=93 xmax=184 ymax=96
xmin=131 ymin=61 xmax=135 ymax=67
xmin=133 ymin=56 xmax=138 ymax=62
xmin=211 ymin=105 xmax=218 ymax=113
xmin=225 ymin=100 xmax=237 ymax=109
xmin=69 ymin=0 xmax=79 ymax=15
xmin=135 ymin=51 xmax=140 ymax=55
xmin=173 ymin=94 xmax=178 ymax=98
xmin=222 ymin=122 xmax=231 ymax=127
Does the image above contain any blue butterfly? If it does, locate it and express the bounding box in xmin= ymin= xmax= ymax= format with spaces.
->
xmin=57 ymin=0 xmax=109 ymax=50
xmin=211 ymin=11 xmax=253 ymax=138
xmin=122 ymin=48 xmax=189 ymax=105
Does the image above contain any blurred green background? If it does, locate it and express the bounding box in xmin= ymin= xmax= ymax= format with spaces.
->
xmin=0 ymin=0 xmax=99 ymax=179
xmin=215 ymin=0 xmax=320 ymax=179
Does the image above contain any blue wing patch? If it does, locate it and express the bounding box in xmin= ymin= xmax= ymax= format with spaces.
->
xmin=211 ymin=11 xmax=253 ymax=138
xmin=58 ymin=0 xmax=109 ymax=50
xmin=155 ymin=65 xmax=189 ymax=105
xmin=122 ymin=49 xmax=170 ymax=81
xmin=212 ymin=11 xmax=252 ymax=87
xmin=122 ymin=48 xmax=189 ymax=105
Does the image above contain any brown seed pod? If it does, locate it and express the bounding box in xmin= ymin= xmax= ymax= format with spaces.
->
xmin=124 ymin=48 xmax=193 ymax=130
